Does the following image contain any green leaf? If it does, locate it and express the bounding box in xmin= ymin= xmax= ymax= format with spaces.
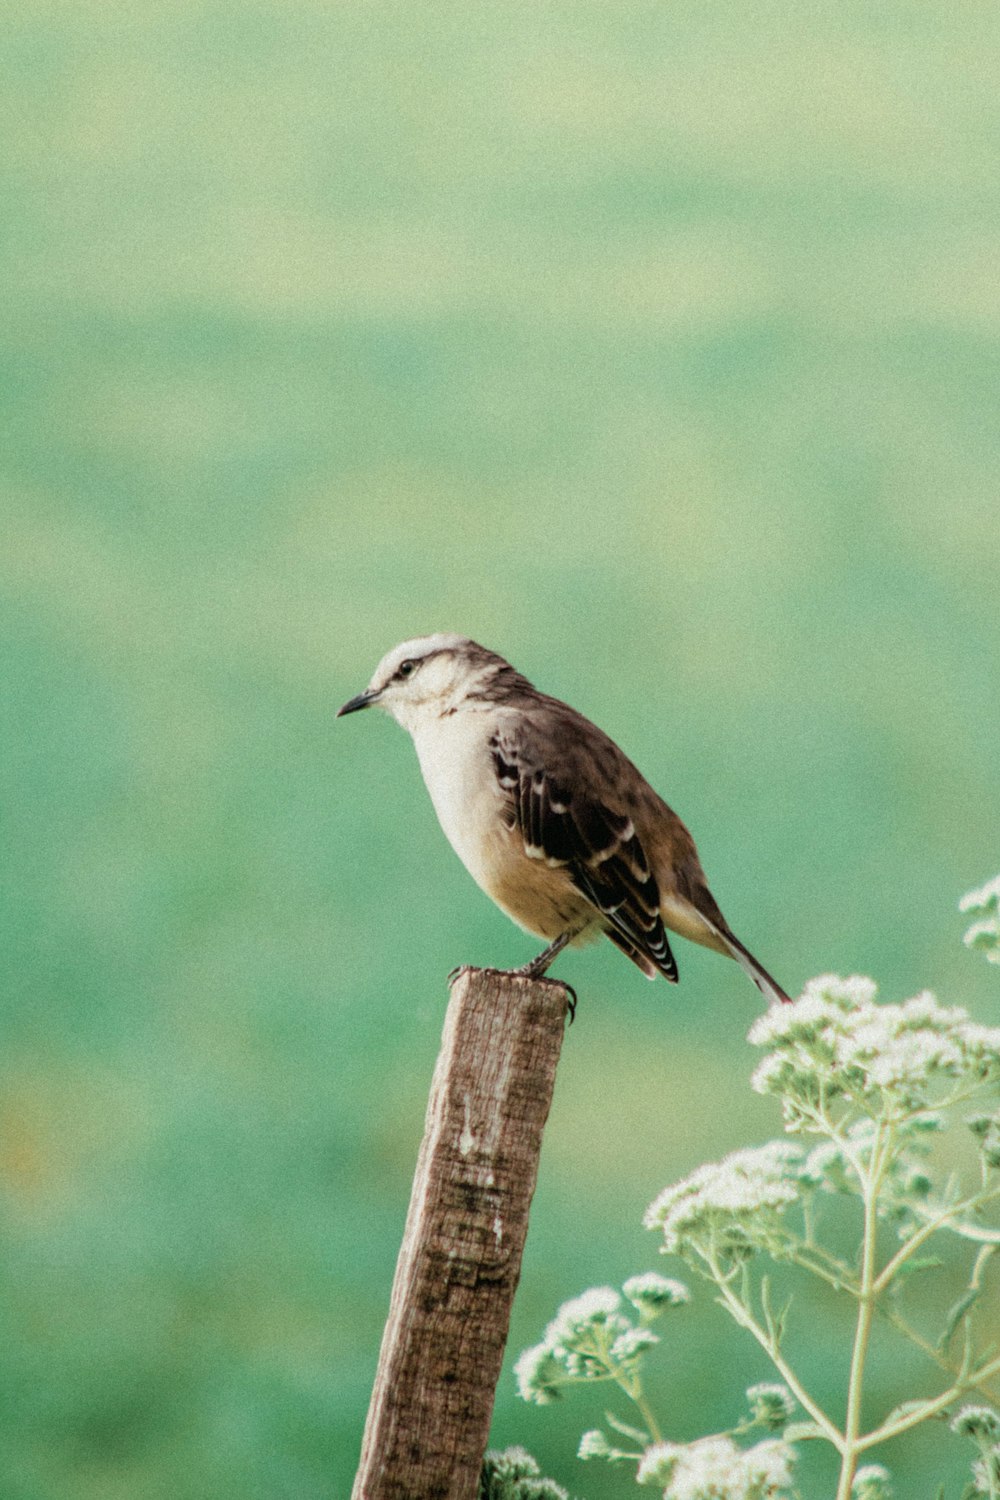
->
xmin=604 ymin=1412 xmax=650 ymax=1445
xmin=881 ymin=1399 xmax=934 ymax=1428
xmin=893 ymin=1255 xmax=944 ymax=1278
xmin=939 ymin=1286 xmax=982 ymax=1351
xmin=784 ymin=1421 xmax=827 ymax=1442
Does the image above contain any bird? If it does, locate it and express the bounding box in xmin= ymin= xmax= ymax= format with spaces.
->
xmin=338 ymin=634 xmax=791 ymax=1007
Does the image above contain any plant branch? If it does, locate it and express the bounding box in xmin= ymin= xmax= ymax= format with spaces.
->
xmin=855 ymin=1350 xmax=1000 ymax=1451
xmin=835 ymin=1122 xmax=886 ymax=1500
xmin=879 ymin=1304 xmax=1000 ymax=1405
xmin=874 ymin=1184 xmax=1000 ymax=1292
xmin=706 ymin=1253 xmax=844 ymax=1454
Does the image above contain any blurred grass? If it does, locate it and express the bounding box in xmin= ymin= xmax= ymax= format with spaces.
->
xmin=2 ymin=1 xmax=1000 ymax=1496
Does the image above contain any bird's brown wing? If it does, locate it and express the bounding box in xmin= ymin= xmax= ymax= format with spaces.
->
xmin=489 ymin=729 xmax=678 ymax=982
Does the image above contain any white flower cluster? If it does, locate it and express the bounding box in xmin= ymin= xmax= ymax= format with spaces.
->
xmin=851 ymin=1463 xmax=892 ymax=1499
xmin=744 ymin=1383 xmax=797 ymax=1430
xmin=971 ymin=1451 xmax=1000 ymax=1498
xmin=514 ymin=1287 xmax=627 ymax=1402
xmin=514 ymin=1278 xmax=688 ymax=1405
xmin=636 ymin=1434 xmax=794 ymax=1499
xmin=624 ymin=1272 xmax=692 ymax=1315
xmin=950 ymin=1405 xmax=1000 ymax=1497
xmin=951 ymin=1404 xmax=1000 ymax=1441
xmin=643 ymin=1142 xmax=804 ymax=1260
xmin=961 ymin=875 xmax=1000 ymax=966
xmin=578 ymin=1428 xmax=613 ymax=1459
xmin=749 ymin=975 xmax=1000 ymax=1117
xmin=548 ymin=1285 xmax=626 ymax=1341
xmin=480 ymin=1445 xmax=570 ymax=1500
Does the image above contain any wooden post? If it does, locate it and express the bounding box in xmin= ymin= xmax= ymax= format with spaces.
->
xmin=352 ymin=968 xmax=570 ymax=1500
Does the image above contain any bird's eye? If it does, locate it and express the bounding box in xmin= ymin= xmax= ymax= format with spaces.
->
xmin=397 ymin=659 xmax=416 ymax=678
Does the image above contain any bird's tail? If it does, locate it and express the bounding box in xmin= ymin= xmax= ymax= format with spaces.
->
xmin=720 ymin=932 xmax=792 ymax=1006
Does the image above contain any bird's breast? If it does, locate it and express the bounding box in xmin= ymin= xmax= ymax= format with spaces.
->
xmin=408 ymin=712 xmax=589 ymax=940
xmin=410 ymin=714 xmax=502 ymax=888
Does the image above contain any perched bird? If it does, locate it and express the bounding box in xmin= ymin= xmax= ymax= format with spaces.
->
xmin=339 ymin=634 xmax=790 ymax=1006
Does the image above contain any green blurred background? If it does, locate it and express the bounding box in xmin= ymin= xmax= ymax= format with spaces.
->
xmin=3 ymin=2 xmax=999 ymax=1495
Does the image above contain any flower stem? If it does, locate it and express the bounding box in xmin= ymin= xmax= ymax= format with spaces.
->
xmin=835 ymin=1123 xmax=885 ymax=1500
xmin=632 ymin=1388 xmax=663 ymax=1445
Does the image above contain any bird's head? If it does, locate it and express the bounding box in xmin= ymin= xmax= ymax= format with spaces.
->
xmin=338 ymin=634 xmax=517 ymax=732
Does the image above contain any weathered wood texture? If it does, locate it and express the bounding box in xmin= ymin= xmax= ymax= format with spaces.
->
xmin=352 ymin=968 xmax=570 ymax=1500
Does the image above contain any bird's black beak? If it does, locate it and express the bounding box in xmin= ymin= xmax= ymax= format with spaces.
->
xmin=337 ymin=689 xmax=378 ymax=718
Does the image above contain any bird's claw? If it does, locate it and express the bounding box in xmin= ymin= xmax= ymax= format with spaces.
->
xmin=557 ymin=982 xmax=577 ymax=1023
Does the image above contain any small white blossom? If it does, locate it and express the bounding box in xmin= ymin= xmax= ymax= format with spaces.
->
xmin=578 ymin=1428 xmax=612 ymax=1459
xmin=960 ymin=878 xmax=1000 ymax=966
xmin=637 ymin=1441 xmax=682 ymax=1487
xmin=513 ymin=1342 xmax=562 ymax=1404
xmin=951 ymin=1404 xmax=1000 ymax=1440
xmin=971 ymin=1447 xmax=1000 ymax=1494
xmin=745 ymin=1382 xmax=796 ymax=1428
xmin=964 ymin=919 xmax=1000 ymax=963
xmin=664 ymin=1436 xmax=740 ymax=1498
xmin=850 ymin=1029 xmax=963 ymax=1088
xmin=746 ymin=987 xmax=847 ymax=1048
xmin=749 ymin=1053 xmax=791 ymax=1095
xmin=819 ymin=974 xmax=880 ymax=1007
xmin=961 ymin=1022 xmax=1000 ymax=1056
xmin=546 ymin=1285 xmax=622 ymax=1342
xmin=960 ymin=876 xmax=1000 ymax=915
xmin=610 ymin=1326 xmax=659 ymax=1364
xmin=965 ymin=918 xmax=1000 ymax=942
xmin=624 ymin=1272 xmax=691 ymax=1311
xmin=637 ymin=1434 xmax=794 ymax=1499
xmin=851 ymin=1463 xmax=892 ymax=1498
xmin=831 ymin=1004 xmax=963 ymax=1086
xmin=742 ymin=1438 xmax=795 ymax=1492
xmin=899 ymin=991 xmax=959 ymax=1025
xmin=481 ymin=1445 xmax=569 ymax=1498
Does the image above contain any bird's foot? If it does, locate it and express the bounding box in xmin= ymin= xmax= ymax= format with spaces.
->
xmin=446 ymin=964 xmax=577 ymax=1022
xmin=552 ymin=979 xmax=577 ymax=1024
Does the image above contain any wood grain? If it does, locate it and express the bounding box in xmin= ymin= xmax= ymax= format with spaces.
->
xmin=352 ymin=968 xmax=570 ymax=1500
